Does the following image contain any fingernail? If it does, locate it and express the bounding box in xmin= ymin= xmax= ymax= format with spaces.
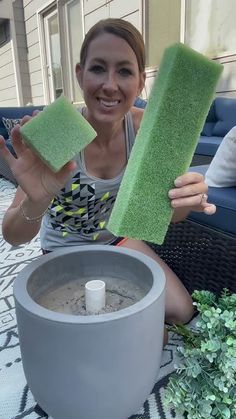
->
xmin=204 ymin=207 xmax=213 ymax=215
xmin=168 ymin=190 xmax=175 ymax=198
xmin=174 ymin=178 xmax=182 ymax=187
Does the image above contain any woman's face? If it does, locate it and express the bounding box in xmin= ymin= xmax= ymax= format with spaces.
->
xmin=76 ymin=32 xmax=145 ymax=124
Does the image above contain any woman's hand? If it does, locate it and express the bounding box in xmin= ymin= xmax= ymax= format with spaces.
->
xmin=0 ymin=116 xmax=76 ymax=203
xmin=169 ymin=172 xmax=216 ymax=223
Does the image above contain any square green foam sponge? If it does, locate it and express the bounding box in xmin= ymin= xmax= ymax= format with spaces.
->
xmin=20 ymin=95 xmax=96 ymax=172
xmin=108 ymin=42 xmax=223 ymax=245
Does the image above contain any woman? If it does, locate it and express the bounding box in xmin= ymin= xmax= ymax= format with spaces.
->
xmin=0 ymin=18 xmax=215 ymax=326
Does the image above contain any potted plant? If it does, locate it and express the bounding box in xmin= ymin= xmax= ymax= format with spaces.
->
xmin=165 ymin=289 xmax=236 ymax=418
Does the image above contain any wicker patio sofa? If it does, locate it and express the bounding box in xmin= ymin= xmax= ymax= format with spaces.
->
xmin=149 ymin=165 xmax=236 ymax=296
xmin=149 ymin=219 xmax=236 ymax=296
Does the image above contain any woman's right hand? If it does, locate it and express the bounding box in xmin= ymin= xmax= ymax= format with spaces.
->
xmin=0 ymin=116 xmax=76 ymax=203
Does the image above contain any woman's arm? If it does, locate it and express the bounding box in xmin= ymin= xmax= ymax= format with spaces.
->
xmin=2 ymin=187 xmax=52 ymax=246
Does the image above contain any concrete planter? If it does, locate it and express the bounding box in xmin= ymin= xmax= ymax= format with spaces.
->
xmin=14 ymin=245 xmax=166 ymax=419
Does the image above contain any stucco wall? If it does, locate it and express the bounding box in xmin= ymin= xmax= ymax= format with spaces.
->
xmin=185 ymin=0 xmax=236 ymax=98
xmin=214 ymin=54 xmax=236 ymax=98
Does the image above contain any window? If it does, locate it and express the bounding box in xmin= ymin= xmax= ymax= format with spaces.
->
xmin=0 ymin=19 xmax=9 ymax=46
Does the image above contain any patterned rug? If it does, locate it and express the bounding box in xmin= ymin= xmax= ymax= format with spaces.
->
xmin=0 ymin=176 xmax=184 ymax=419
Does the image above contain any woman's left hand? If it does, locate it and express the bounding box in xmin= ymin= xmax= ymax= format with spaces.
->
xmin=169 ymin=172 xmax=216 ymax=219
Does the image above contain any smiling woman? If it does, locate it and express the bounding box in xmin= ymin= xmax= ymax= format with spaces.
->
xmin=76 ymin=18 xmax=146 ymax=127
xmin=0 ymin=18 xmax=215 ymax=328
xmin=76 ymin=32 xmax=145 ymax=125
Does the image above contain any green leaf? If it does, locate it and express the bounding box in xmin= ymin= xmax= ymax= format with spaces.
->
xmin=165 ymin=289 xmax=236 ymax=418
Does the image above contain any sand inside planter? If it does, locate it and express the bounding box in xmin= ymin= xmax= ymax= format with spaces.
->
xmin=36 ymin=276 xmax=146 ymax=315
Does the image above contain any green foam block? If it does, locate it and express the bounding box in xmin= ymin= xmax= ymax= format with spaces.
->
xmin=20 ymin=95 xmax=96 ymax=172
xmin=108 ymin=43 xmax=223 ymax=245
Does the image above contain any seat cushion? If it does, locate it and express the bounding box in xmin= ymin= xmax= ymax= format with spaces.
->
xmin=195 ymin=136 xmax=222 ymax=156
xmin=201 ymin=121 xmax=215 ymax=136
xmin=188 ymin=165 xmax=236 ymax=235
xmin=133 ymin=97 xmax=147 ymax=109
xmin=212 ymin=97 xmax=236 ymax=137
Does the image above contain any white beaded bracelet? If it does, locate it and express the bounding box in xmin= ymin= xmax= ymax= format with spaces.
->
xmin=19 ymin=200 xmax=48 ymax=223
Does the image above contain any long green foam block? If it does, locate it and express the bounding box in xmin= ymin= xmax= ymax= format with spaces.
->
xmin=20 ymin=95 xmax=96 ymax=172
xmin=108 ymin=43 xmax=223 ymax=244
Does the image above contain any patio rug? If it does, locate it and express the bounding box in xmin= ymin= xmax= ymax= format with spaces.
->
xmin=0 ymin=176 xmax=184 ymax=419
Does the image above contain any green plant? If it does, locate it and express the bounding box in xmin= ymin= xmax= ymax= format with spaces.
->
xmin=165 ymin=289 xmax=236 ymax=418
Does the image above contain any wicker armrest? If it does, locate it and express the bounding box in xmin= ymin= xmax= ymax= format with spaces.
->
xmin=149 ymin=219 xmax=236 ymax=295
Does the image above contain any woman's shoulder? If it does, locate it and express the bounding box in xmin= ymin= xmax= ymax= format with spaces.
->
xmin=130 ymin=106 xmax=145 ymax=135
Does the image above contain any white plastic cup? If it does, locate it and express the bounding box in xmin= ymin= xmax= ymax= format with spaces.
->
xmin=85 ymin=280 xmax=106 ymax=313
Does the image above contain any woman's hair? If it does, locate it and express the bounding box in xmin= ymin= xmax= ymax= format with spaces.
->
xmin=80 ymin=18 xmax=145 ymax=72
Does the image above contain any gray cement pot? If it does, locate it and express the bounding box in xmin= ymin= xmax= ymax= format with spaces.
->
xmin=14 ymin=245 xmax=166 ymax=419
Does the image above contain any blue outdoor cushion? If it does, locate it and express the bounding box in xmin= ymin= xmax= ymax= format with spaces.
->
xmin=0 ymin=126 xmax=6 ymax=138
xmin=201 ymin=122 xmax=215 ymax=137
xmin=195 ymin=136 xmax=222 ymax=156
xmin=205 ymin=100 xmax=216 ymax=122
xmin=188 ymin=165 xmax=236 ymax=235
xmin=212 ymin=120 xmax=236 ymax=137
xmin=133 ymin=97 xmax=147 ymax=109
xmin=212 ymin=97 xmax=236 ymax=137
xmin=200 ymin=100 xmax=216 ymax=136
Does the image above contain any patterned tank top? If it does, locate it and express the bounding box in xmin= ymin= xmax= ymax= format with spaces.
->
xmin=40 ymin=111 xmax=136 ymax=251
